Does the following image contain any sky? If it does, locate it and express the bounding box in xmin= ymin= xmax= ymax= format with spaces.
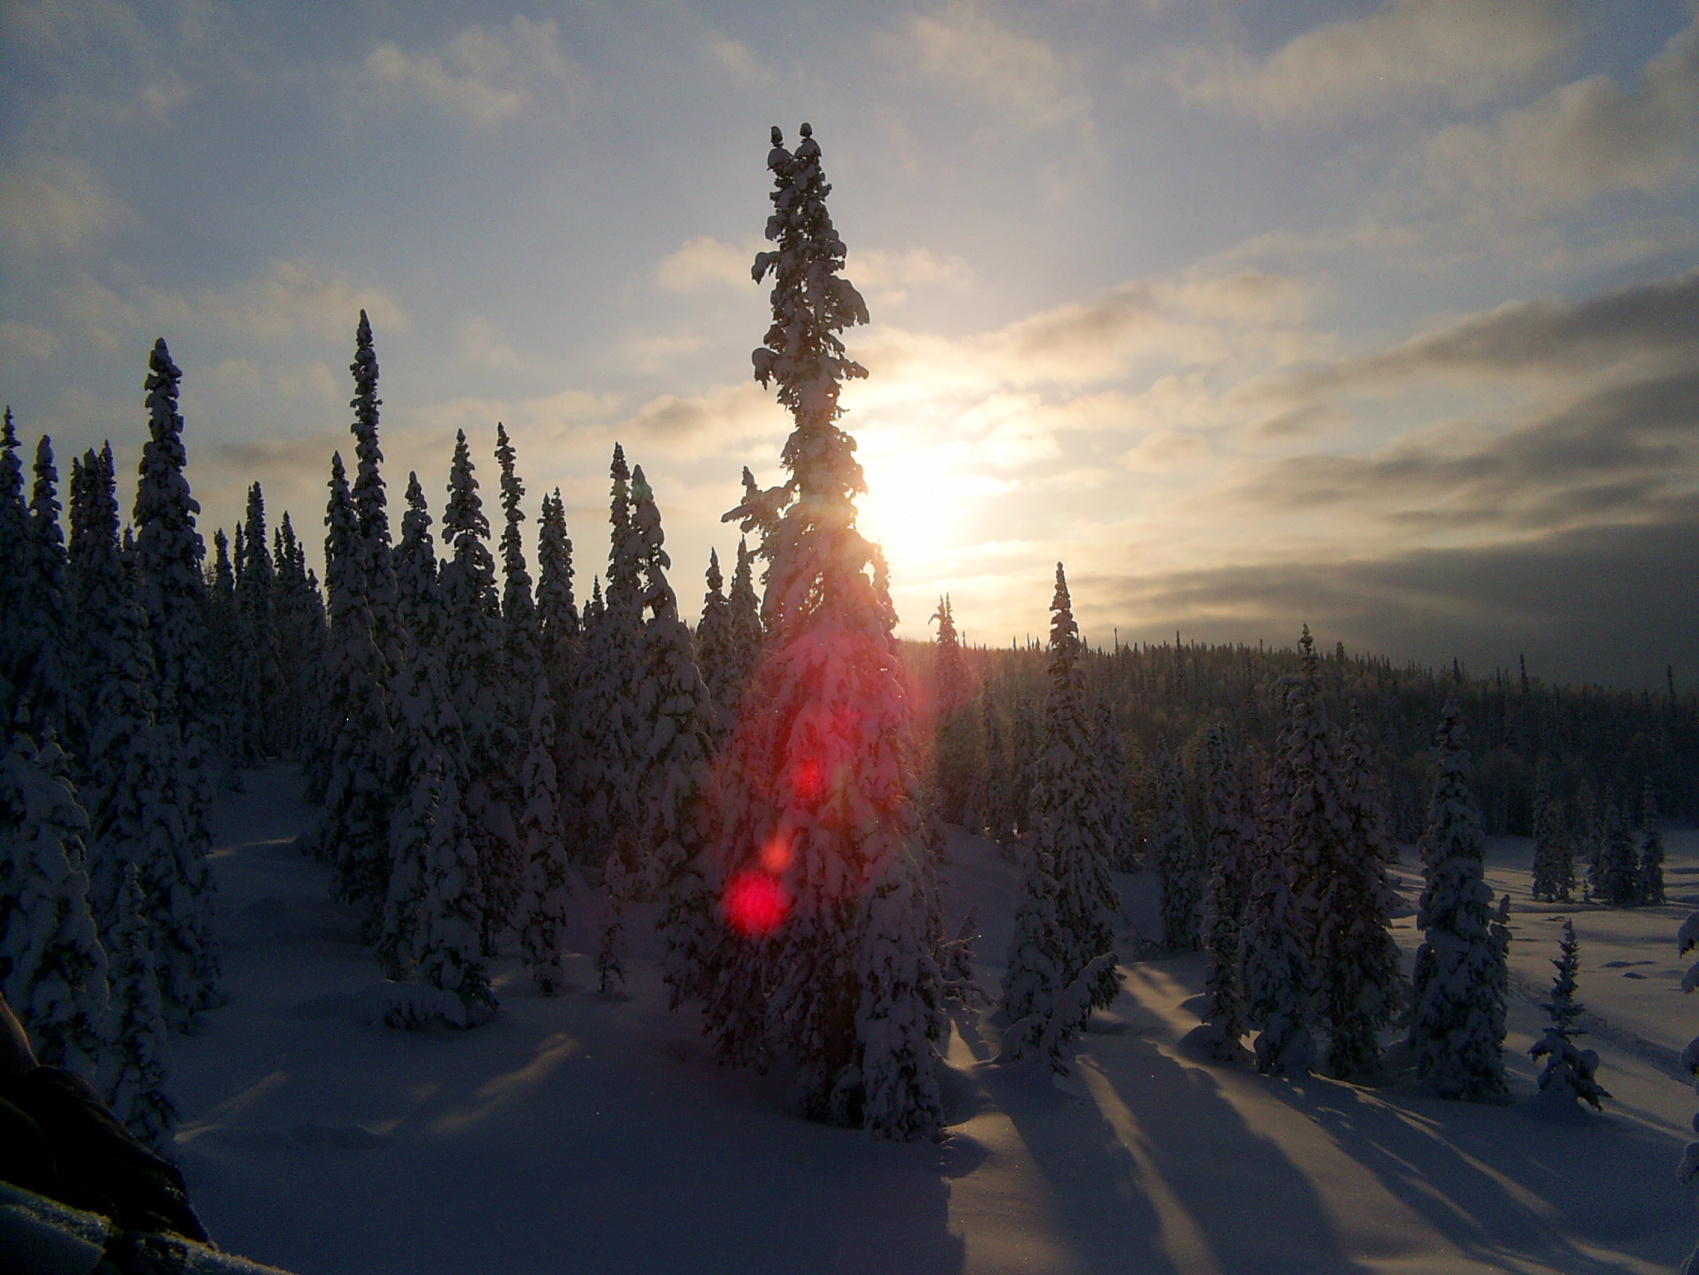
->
xmin=1 ymin=0 xmax=1696 ymax=689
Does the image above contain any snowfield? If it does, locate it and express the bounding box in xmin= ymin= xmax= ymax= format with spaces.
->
xmin=170 ymin=764 xmax=1694 ymax=1274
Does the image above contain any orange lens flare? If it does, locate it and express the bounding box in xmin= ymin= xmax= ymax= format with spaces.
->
xmin=759 ymin=835 xmax=793 ymax=873
xmin=722 ymin=870 xmax=789 ymax=936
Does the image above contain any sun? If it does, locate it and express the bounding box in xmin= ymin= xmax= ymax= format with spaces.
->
xmin=855 ymin=447 xmax=961 ymax=573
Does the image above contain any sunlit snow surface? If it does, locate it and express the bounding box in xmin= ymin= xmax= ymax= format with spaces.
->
xmin=172 ymin=764 xmax=1692 ymax=1274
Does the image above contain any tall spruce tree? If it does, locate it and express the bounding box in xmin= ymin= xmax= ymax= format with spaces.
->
xmin=0 ymin=409 xmax=30 ymax=728
xmin=131 ymin=339 xmax=218 ymax=1014
xmin=16 ymin=435 xmax=72 ymax=748
xmin=379 ymin=473 xmax=459 ymax=981
xmin=1025 ymin=564 xmax=1120 ymax=1011
xmin=235 ymin=483 xmax=281 ymax=762
xmin=569 ymin=447 xmax=643 ymax=871
xmin=438 ymin=430 xmax=514 ymax=947
xmin=304 ymin=452 xmax=395 ymax=939
xmin=930 ymin=595 xmax=975 ymax=825
xmin=696 ymin=124 xmax=941 ymax=1135
xmin=349 ymin=310 xmax=401 ymax=679
xmin=1408 ymin=696 xmax=1509 ymax=1101
xmin=1318 ymin=714 xmax=1404 ymax=1079
xmin=724 ymin=535 xmax=763 ymax=709
xmin=1243 ymin=691 xmax=1314 ymax=1076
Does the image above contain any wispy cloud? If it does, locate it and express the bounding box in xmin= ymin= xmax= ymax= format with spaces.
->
xmin=1402 ymin=11 xmax=1699 ymax=218
xmin=358 ymin=17 xmax=584 ymax=127
xmin=1163 ymin=0 xmax=1578 ymax=124
xmin=57 ymin=259 xmax=405 ymax=351
xmin=0 ymin=155 xmax=129 ymax=256
xmin=878 ymin=1 xmax=1091 ymax=133
xmin=655 ymin=237 xmax=756 ymax=292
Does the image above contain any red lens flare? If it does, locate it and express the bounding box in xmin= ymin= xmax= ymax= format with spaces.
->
xmin=723 ymin=870 xmax=789 ymax=936
xmin=793 ymin=758 xmax=824 ymax=801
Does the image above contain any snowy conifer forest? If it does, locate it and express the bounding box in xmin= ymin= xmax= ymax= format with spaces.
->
xmin=4 ymin=122 xmax=1699 ymax=1274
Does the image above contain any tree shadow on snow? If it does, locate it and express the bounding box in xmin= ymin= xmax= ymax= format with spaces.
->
xmin=1272 ymin=1079 xmax=1690 ymax=1273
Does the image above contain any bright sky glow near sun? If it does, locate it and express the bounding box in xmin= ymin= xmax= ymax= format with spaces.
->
xmin=2 ymin=0 xmax=1697 ymax=686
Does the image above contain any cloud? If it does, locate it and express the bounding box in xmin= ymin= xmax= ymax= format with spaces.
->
xmin=0 ymin=155 xmax=128 ymax=256
xmin=359 ymin=17 xmax=583 ymax=127
xmin=1 ymin=320 xmax=65 ymax=360
xmin=850 ymin=247 xmax=973 ymax=306
xmin=704 ymin=35 xmax=774 ymax=85
xmin=458 ymin=315 xmax=521 ymax=370
xmin=59 ymin=260 xmax=405 ymax=349
xmin=1263 ymin=267 xmax=1699 ymax=406
xmin=616 ymin=382 xmax=789 ymax=461
xmin=655 ymin=237 xmax=755 ymax=292
xmin=1223 ymin=363 xmax=1699 ymax=537
xmin=1404 ymin=12 xmax=1699 ymax=217
xmin=1163 ymin=0 xmax=1577 ymax=124
xmin=1076 ymin=511 xmax=1699 ymax=689
xmin=878 ymin=1 xmax=1090 ymax=132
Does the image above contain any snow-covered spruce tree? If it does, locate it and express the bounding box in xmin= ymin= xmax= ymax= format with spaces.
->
xmin=1641 ymin=780 xmax=1666 ymax=905
xmin=0 ymin=409 xmax=30 ymax=728
xmin=515 ymin=683 xmax=568 ymax=994
xmin=724 ymin=534 xmax=764 ymax=706
xmin=1024 ymin=564 xmax=1121 ymax=1012
xmin=207 ymin=528 xmax=241 ymax=763
xmin=16 ymin=435 xmax=73 ymax=749
xmin=67 ymin=447 xmax=157 ymax=927
xmin=379 ymin=472 xmax=459 ymax=981
xmin=234 ymin=483 xmax=281 ymax=762
xmin=130 ymin=340 xmax=219 ymax=1013
xmin=269 ymin=511 xmax=322 ymax=761
xmin=1197 ymin=723 xmax=1254 ymax=1057
xmin=930 ymin=595 xmax=976 ymax=826
xmin=64 ymin=447 xmax=104 ymax=750
xmin=1594 ymin=800 xmax=1639 ymax=906
xmin=695 ymin=124 xmax=942 ymax=1135
xmin=1001 ymin=844 xmax=1067 ymax=1041
xmin=1575 ymin=780 xmax=1602 ymax=900
xmin=398 ymin=752 xmax=495 ymax=1028
xmin=1151 ymin=743 xmax=1200 ymax=951
xmin=349 ymin=310 xmax=401 ymax=680
xmin=1529 ymin=759 xmax=1574 ymax=902
xmin=303 ymin=452 xmax=395 ymax=939
xmin=1094 ymin=701 xmax=1137 ymax=871
xmin=0 ymin=735 xmax=109 ymax=1080
xmin=858 ymin=840 xmax=945 ymax=1137
xmin=568 ymin=446 xmax=643 ymax=870
xmin=1319 ymin=712 xmax=1404 ymax=1080
xmin=1529 ymin=918 xmax=1607 ymax=1112
xmin=1408 ymin=696 xmax=1510 ymax=1102
xmin=1243 ymin=695 xmax=1315 ymax=1076
xmin=625 ymin=466 xmax=715 ymax=1000
xmin=693 ymin=547 xmax=735 ymax=743
xmin=492 ymin=422 xmax=541 ymax=933
xmin=439 ymin=430 xmax=517 ymax=949
xmin=105 ymin=863 xmax=174 ymax=1152
xmin=535 ymin=486 xmax=579 ymax=730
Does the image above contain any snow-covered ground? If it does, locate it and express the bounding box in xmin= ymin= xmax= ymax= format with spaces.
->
xmin=170 ymin=764 xmax=1696 ymax=1274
